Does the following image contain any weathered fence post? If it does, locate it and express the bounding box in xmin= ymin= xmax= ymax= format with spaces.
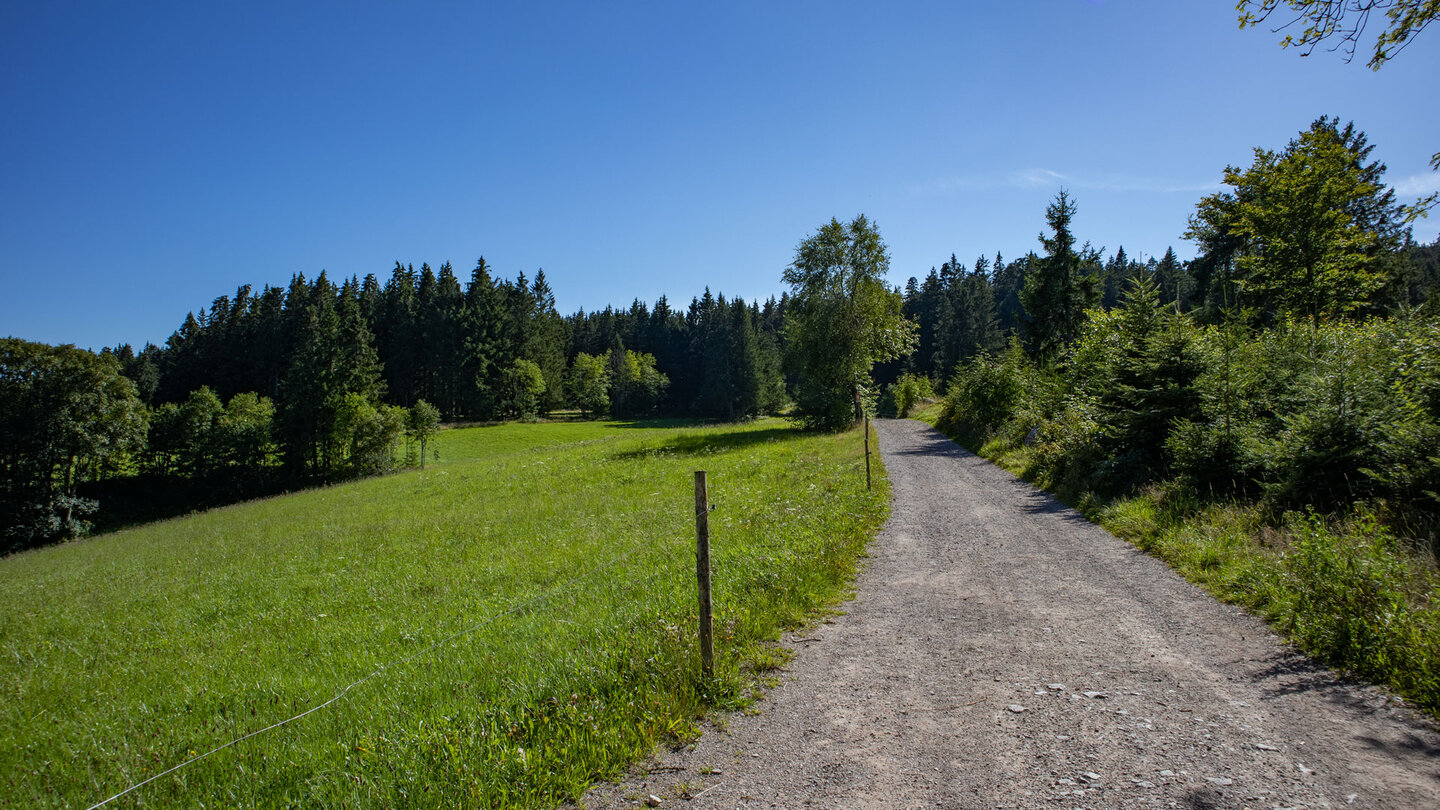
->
xmin=693 ymin=470 xmax=714 ymax=678
xmin=864 ymin=415 xmax=872 ymax=491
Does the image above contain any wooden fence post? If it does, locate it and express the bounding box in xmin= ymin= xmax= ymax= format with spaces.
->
xmin=864 ymin=415 xmax=872 ymax=491
xmin=693 ymin=470 xmax=714 ymax=678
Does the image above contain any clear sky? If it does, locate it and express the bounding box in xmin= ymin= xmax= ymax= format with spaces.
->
xmin=3 ymin=0 xmax=1437 ymax=351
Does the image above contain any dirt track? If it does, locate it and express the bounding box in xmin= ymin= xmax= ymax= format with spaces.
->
xmin=582 ymin=419 xmax=1440 ymax=809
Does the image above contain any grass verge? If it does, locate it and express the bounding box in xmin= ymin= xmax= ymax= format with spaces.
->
xmin=913 ymin=402 xmax=1440 ymax=718
xmin=1 ymin=417 xmax=887 ymax=808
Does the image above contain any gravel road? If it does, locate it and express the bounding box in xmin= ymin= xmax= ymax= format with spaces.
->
xmin=582 ymin=419 xmax=1440 ymax=809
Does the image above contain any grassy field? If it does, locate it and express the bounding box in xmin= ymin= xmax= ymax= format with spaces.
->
xmin=1 ymin=417 xmax=888 ymax=808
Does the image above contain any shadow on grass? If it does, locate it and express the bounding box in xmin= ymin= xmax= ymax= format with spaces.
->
xmin=80 ymin=473 xmax=299 ymax=534
xmin=609 ymin=425 xmax=800 ymax=460
xmin=603 ymin=417 xmax=712 ymax=430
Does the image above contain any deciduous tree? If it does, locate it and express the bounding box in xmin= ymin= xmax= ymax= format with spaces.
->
xmin=501 ymin=358 xmax=547 ymax=418
xmin=407 ymin=399 xmax=440 ymax=468
xmin=1237 ymin=1 xmax=1439 ymax=202
xmin=782 ymin=215 xmax=917 ymax=431
xmin=566 ymin=353 xmax=610 ymax=417
xmin=1237 ymin=0 xmax=1437 ymax=69
xmin=1 ymin=339 xmax=147 ymax=548
xmin=1185 ymin=117 xmax=1410 ymax=326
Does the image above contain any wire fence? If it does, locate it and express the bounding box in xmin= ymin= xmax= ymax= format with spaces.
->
xmin=84 ymin=501 xmax=709 ymax=810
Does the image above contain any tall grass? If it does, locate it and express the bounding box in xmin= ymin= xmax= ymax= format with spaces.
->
xmin=0 ymin=418 xmax=887 ymax=808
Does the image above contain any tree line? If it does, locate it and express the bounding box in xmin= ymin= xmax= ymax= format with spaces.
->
xmin=3 ymin=258 xmax=792 ymax=551
xmin=888 ymin=119 xmax=1435 ymax=392
xmin=928 ymin=117 xmax=1440 ymax=543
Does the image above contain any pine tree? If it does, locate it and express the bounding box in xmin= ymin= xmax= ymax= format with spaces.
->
xmin=461 ymin=257 xmax=507 ymax=418
xmin=692 ymin=291 xmax=736 ymax=418
xmin=992 ymin=251 xmax=1027 ymax=338
xmin=278 ymin=272 xmax=383 ymax=478
xmin=376 ymin=262 xmax=419 ymax=406
xmin=913 ymin=269 xmax=945 ymax=379
xmin=1094 ymin=274 xmax=1204 ymax=482
xmin=1153 ymin=247 xmax=1194 ymax=312
xmin=525 ymin=270 xmax=568 ymax=414
xmin=724 ymin=298 xmax=763 ymax=419
xmin=953 ymin=260 xmax=1003 ymax=365
xmin=1101 ymin=247 xmax=1131 ymax=310
xmin=1020 ymin=191 xmax=1101 ymax=362
xmin=335 ymin=278 xmax=384 ymax=405
xmin=251 ymin=284 xmax=288 ymax=401
xmin=414 ymin=262 xmax=440 ymax=405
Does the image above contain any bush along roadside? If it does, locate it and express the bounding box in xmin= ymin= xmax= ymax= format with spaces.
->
xmin=915 ymin=305 xmax=1440 ymax=717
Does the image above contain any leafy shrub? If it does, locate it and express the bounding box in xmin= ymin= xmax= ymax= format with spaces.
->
xmin=885 ymin=373 xmax=933 ymax=418
xmin=332 ymin=393 xmax=405 ymax=477
xmin=566 ymin=353 xmax=610 ymax=417
xmin=938 ymin=342 xmax=1032 ymax=442
xmin=1366 ymin=315 xmax=1440 ymax=522
xmin=1030 ymin=397 xmax=1107 ymax=493
xmin=1 ymin=339 xmax=147 ymax=549
xmin=610 ymin=349 xmax=670 ymax=418
xmin=407 ymin=399 xmax=441 ymax=469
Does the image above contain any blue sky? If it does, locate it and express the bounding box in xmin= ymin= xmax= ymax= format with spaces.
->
xmin=3 ymin=0 xmax=1437 ymax=351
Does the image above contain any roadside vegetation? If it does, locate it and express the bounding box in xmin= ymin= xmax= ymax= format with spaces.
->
xmin=917 ymin=312 xmax=1440 ymax=716
xmin=913 ymin=272 xmax=1440 ymax=717
xmin=0 ymin=417 xmax=887 ymax=808
xmin=881 ymin=112 xmax=1440 ymax=717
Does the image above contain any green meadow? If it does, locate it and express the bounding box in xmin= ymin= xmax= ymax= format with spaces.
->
xmin=1 ymin=418 xmax=887 ymax=808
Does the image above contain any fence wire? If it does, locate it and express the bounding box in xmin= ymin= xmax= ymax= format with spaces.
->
xmin=86 ymin=504 xmax=702 ymax=810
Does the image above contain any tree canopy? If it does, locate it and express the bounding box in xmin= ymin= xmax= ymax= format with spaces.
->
xmin=782 ymin=216 xmax=917 ymax=431
xmin=1238 ymin=1 xmax=1440 ymax=180
xmin=1 ymin=339 xmax=147 ymax=549
xmin=1237 ymin=0 xmax=1437 ymax=69
xmin=1185 ymin=117 xmax=1410 ymax=325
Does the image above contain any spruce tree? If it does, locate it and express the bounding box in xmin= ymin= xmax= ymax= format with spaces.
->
xmin=1153 ymin=247 xmax=1194 ymax=312
xmin=954 ymin=260 xmax=1003 ymax=364
xmin=992 ymin=251 xmax=1027 ymax=338
xmin=1020 ymin=191 xmax=1101 ymax=362
xmin=1094 ymin=274 xmax=1204 ymax=482
xmin=524 ymin=270 xmax=568 ymax=414
xmin=377 ymin=262 xmax=419 ymax=406
xmin=461 ymin=257 xmax=507 ymax=418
